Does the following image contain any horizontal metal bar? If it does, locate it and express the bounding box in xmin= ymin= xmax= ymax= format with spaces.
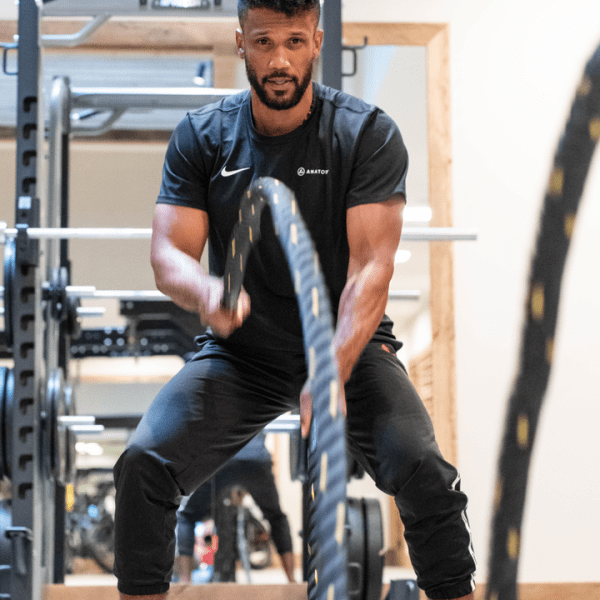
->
xmin=41 ymin=0 xmax=238 ymax=18
xmin=69 ymin=425 xmax=105 ymax=434
xmin=41 ymin=14 xmax=111 ymax=48
xmin=1 ymin=226 xmax=152 ymax=240
xmin=401 ymin=227 xmax=478 ymax=241
xmin=76 ymin=307 xmax=107 ymax=317
xmin=71 ymin=87 xmax=244 ymax=111
xmin=59 ymin=415 xmax=96 ymax=425
xmin=388 ymin=290 xmax=421 ymax=301
xmin=0 ymin=225 xmax=477 ymax=242
xmin=66 ymin=287 xmax=166 ymax=301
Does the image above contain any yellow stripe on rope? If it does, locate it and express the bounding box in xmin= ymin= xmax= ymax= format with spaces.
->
xmin=232 ymin=238 xmax=235 ymax=258
xmin=549 ymin=167 xmax=564 ymax=196
xmin=546 ymin=338 xmax=554 ymax=365
xmin=291 ymin=223 xmax=298 ymax=245
xmin=327 ymin=585 xmax=335 ymax=600
xmin=507 ymin=528 xmax=520 ymax=560
xmin=335 ymin=503 xmax=345 ymax=547
xmin=330 ymin=380 xmax=339 ymax=420
xmin=565 ymin=213 xmax=576 ymax=239
xmin=249 ymin=226 xmax=253 ymax=243
xmin=517 ymin=415 xmax=529 ymax=449
xmin=494 ymin=478 xmax=502 ymax=513
xmin=590 ymin=117 xmax=600 ymax=141
xmin=312 ymin=287 xmax=319 ymax=318
xmin=530 ymin=284 xmax=545 ymax=321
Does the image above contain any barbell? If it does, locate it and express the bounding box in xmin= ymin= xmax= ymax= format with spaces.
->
xmin=0 ymin=222 xmax=477 ymax=242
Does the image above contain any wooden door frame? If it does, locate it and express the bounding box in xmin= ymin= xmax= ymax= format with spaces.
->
xmin=344 ymin=23 xmax=457 ymax=465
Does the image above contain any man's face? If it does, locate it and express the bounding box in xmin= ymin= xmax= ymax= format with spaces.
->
xmin=237 ymin=8 xmax=323 ymax=111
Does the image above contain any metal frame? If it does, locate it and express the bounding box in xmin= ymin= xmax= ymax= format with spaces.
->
xmin=8 ymin=2 xmax=51 ymax=599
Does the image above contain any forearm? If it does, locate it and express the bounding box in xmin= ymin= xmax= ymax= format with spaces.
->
xmin=152 ymin=245 xmax=214 ymax=314
xmin=332 ymin=260 xmax=392 ymax=384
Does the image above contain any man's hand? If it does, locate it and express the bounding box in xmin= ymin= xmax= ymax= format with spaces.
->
xmin=299 ymin=371 xmax=347 ymax=439
xmin=198 ymin=277 xmax=251 ymax=338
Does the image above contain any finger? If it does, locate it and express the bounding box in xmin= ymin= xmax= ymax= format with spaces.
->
xmin=300 ymin=393 xmax=312 ymax=439
xmin=236 ymin=290 xmax=251 ymax=321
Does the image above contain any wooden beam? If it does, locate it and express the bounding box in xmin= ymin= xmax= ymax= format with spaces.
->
xmin=426 ymin=25 xmax=458 ymax=466
xmin=342 ymin=22 xmax=445 ymax=47
xmin=44 ymin=583 xmax=308 ymax=600
xmin=468 ymin=582 xmax=600 ymax=600
xmin=44 ymin=581 xmax=600 ymax=600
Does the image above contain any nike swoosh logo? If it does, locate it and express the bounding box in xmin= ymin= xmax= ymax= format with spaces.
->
xmin=221 ymin=166 xmax=251 ymax=177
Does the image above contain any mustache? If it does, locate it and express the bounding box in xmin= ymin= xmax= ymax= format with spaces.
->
xmin=263 ymin=71 xmax=297 ymax=84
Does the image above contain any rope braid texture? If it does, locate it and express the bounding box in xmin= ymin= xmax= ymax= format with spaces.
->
xmin=222 ymin=177 xmax=348 ymax=600
xmin=486 ymin=42 xmax=600 ymax=600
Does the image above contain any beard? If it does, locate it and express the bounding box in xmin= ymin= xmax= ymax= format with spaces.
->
xmin=245 ymin=58 xmax=313 ymax=111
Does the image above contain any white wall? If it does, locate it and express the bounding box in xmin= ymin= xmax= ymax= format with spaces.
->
xmin=344 ymin=0 xmax=600 ymax=584
xmin=0 ymin=2 xmax=17 ymax=19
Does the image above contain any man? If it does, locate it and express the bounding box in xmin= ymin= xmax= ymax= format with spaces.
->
xmin=113 ymin=1 xmax=477 ymax=599
xmin=174 ymin=434 xmax=295 ymax=583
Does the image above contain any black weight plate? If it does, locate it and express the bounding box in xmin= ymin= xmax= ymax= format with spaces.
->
xmin=0 ymin=367 xmax=6 ymax=479
xmin=346 ymin=497 xmax=365 ymax=600
xmin=63 ymin=384 xmax=77 ymax=485
xmin=363 ymin=497 xmax=384 ymax=600
xmin=3 ymin=239 xmax=16 ymax=350
xmin=1 ymin=369 xmax=13 ymax=480
xmin=46 ymin=369 xmax=67 ymax=484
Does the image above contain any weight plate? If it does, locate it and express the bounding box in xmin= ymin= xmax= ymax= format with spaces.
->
xmin=362 ymin=498 xmax=384 ymax=600
xmin=3 ymin=238 xmax=16 ymax=350
xmin=346 ymin=497 xmax=365 ymax=600
xmin=63 ymin=384 xmax=77 ymax=485
xmin=1 ymin=369 xmax=13 ymax=480
xmin=46 ymin=369 xmax=67 ymax=484
xmin=0 ymin=367 xmax=6 ymax=479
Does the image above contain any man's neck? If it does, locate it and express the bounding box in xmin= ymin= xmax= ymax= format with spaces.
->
xmin=251 ymin=85 xmax=314 ymax=136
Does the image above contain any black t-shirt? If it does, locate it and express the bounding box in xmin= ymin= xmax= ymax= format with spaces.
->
xmin=157 ymin=82 xmax=408 ymax=353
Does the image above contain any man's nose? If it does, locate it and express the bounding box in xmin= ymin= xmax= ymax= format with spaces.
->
xmin=269 ymin=46 xmax=291 ymax=68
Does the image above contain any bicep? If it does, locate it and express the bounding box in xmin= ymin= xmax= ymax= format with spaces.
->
xmin=346 ymin=195 xmax=405 ymax=278
xmin=151 ymin=203 xmax=209 ymax=263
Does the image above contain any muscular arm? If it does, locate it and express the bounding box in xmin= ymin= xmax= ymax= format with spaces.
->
xmin=300 ymin=195 xmax=404 ymax=437
xmin=333 ymin=195 xmax=405 ymax=383
xmin=150 ymin=204 xmax=250 ymax=337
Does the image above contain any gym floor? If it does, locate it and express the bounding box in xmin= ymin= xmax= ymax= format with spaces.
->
xmin=64 ymin=566 xmax=416 ymax=586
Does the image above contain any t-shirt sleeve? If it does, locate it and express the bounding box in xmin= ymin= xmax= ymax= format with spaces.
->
xmin=156 ymin=113 xmax=208 ymax=210
xmin=345 ymin=109 xmax=408 ymax=209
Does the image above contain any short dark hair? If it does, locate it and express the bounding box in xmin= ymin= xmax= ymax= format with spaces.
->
xmin=238 ymin=0 xmax=321 ymax=27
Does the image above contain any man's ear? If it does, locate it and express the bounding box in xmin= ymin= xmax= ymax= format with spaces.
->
xmin=236 ymin=28 xmax=245 ymax=58
xmin=314 ymin=29 xmax=324 ymax=59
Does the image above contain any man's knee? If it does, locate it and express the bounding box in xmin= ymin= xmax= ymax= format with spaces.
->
xmin=114 ymin=444 xmax=180 ymax=500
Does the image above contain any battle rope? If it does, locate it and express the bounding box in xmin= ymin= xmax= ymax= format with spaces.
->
xmin=486 ymin=42 xmax=600 ymax=600
xmin=222 ymin=177 xmax=348 ymax=600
